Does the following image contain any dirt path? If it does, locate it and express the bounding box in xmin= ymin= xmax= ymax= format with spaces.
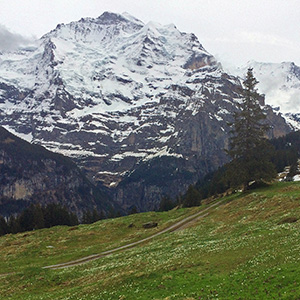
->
xmin=43 ymin=199 xmax=225 ymax=270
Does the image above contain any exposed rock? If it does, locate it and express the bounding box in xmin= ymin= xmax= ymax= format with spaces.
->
xmin=0 ymin=127 xmax=112 ymax=218
xmin=142 ymin=221 xmax=158 ymax=229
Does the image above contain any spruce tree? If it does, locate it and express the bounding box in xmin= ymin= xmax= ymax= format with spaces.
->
xmin=227 ymin=68 xmax=276 ymax=189
xmin=182 ymin=185 xmax=202 ymax=207
xmin=0 ymin=215 xmax=9 ymax=236
xmin=158 ymin=195 xmax=175 ymax=212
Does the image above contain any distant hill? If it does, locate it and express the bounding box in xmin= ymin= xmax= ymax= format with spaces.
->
xmin=0 ymin=126 xmax=111 ymax=218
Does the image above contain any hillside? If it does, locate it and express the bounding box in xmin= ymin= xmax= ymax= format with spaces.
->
xmin=0 ymin=181 xmax=300 ymax=299
xmin=0 ymin=126 xmax=111 ymax=218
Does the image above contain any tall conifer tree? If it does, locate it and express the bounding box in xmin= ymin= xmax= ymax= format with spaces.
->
xmin=227 ymin=68 xmax=276 ymax=189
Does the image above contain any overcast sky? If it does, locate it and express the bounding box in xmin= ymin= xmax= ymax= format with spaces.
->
xmin=0 ymin=0 xmax=299 ymax=68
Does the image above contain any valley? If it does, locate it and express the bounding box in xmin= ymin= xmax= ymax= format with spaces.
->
xmin=0 ymin=6 xmax=299 ymax=300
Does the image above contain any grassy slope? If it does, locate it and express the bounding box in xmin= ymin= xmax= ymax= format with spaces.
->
xmin=0 ymin=181 xmax=300 ymax=299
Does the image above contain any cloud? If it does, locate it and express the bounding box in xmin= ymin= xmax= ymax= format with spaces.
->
xmin=0 ymin=25 xmax=34 ymax=52
xmin=213 ymin=30 xmax=298 ymax=50
xmin=262 ymin=86 xmax=300 ymax=114
xmin=237 ymin=31 xmax=298 ymax=50
xmin=203 ymin=28 xmax=300 ymax=69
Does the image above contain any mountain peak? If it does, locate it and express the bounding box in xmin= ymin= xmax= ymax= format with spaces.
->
xmin=43 ymin=11 xmax=144 ymax=42
xmin=121 ymin=12 xmax=145 ymax=25
xmin=0 ymin=12 xmax=293 ymax=211
xmin=96 ymin=11 xmax=143 ymax=27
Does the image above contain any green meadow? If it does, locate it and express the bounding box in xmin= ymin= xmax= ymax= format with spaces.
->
xmin=1 ymin=181 xmax=300 ymax=299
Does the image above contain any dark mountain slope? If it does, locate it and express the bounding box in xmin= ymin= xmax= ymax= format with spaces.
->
xmin=0 ymin=127 xmax=111 ymax=217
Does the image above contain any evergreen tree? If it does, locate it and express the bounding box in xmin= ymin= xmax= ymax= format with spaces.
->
xmin=91 ymin=209 xmax=100 ymax=223
xmin=182 ymin=185 xmax=202 ymax=207
xmin=19 ymin=205 xmax=35 ymax=232
xmin=158 ymin=195 xmax=175 ymax=212
xmin=108 ymin=207 xmax=117 ymax=219
xmin=271 ymin=131 xmax=300 ymax=173
xmin=43 ymin=203 xmax=78 ymax=227
xmin=227 ymin=68 xmax=276 ymax=189
xmin=82 ymin=208 xmax=102 ymax=224
xmin=7 ymin=215 xmax=21 ymax=234
xmin=31 ymin=204 xmax=45 ymax=229
xmin=128 ymin=205 xmax=138 ymax=215
xmin=0 ymin=215 xmax=9 ymax=236
xmin=69 ymin=211 xmax=79 ymax=226
xmin=82 ymin=210 xmax=92 ymax=224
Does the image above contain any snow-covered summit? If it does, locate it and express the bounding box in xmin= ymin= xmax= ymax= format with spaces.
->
xmin=0 ymin=12 xmax=217 ymax=109
xmin=44 ymin=12 xmax=144 ymax=43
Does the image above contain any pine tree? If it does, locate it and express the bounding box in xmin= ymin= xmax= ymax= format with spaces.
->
xmin=82 ymin=210 xmax=92 ymax=224
xmin=158 ymin=195 xmax=175 ymax=212
xmin=128 ymin=205 xmax=138 ymax=215
xmin=182 ymin=185 xmax=202 ymax=207
xmin=7 ymin=215 xmax=21 ymax=234
xmin=0 ymin=215 xmax=9 ymax=236
xmin=227 ymin=68 xmax=276 ymax=189
xmin=32 ymin=204 xmax=45 ymax=229
xmin=91 ymin=208 xmax=101 ymax=223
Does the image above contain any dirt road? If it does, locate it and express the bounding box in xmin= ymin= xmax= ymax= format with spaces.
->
xmin=43 ymin=199 xmax=224 ymax=270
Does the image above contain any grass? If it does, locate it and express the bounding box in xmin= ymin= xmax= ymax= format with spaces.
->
xmin=0 ymin=206 xmax=200 ymax=274
xmin=1 ymin=181 xmax=300 ymax=299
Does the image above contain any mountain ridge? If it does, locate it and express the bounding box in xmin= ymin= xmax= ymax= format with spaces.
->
xmin=0 ymin=12 xmax=292 ymax=211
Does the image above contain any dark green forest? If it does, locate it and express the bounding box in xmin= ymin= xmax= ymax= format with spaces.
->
xmin=178 ymin=131 xmax=300 ymax=208
xmin=0 ymin=202 xmax=108 ymax=236
xmin=0 ymin=203 xmax=78 ymax=236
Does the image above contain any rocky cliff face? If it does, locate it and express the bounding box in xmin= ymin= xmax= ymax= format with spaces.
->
xmin=0 ymin=12 xmax=291 ymax=211
xmin=0 ymin=127 xmax=110 ymax=217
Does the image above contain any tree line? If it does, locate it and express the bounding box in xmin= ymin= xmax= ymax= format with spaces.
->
xmin=0 ymin=203 xmax=79 ymax=236
xmin=0 ymin=203 xmax=107 ymax=236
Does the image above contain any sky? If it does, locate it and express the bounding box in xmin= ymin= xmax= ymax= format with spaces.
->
xmin=0 ymin=0 xmax=299 ymax=68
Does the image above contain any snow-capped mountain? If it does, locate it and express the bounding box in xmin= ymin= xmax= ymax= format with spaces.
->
xmin=0 ymin=12 xmax=290 ymax=211
xmin=233 ymin=61 xmax=300 ymax=129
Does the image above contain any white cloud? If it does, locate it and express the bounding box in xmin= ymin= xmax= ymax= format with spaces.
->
xmin=204 ymin=28 xmax=300 ymax=69
xmin=0 ymin=25 xmax=35 ymax=52
xmin=237 ymin=31 xmax=298 ymax=49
